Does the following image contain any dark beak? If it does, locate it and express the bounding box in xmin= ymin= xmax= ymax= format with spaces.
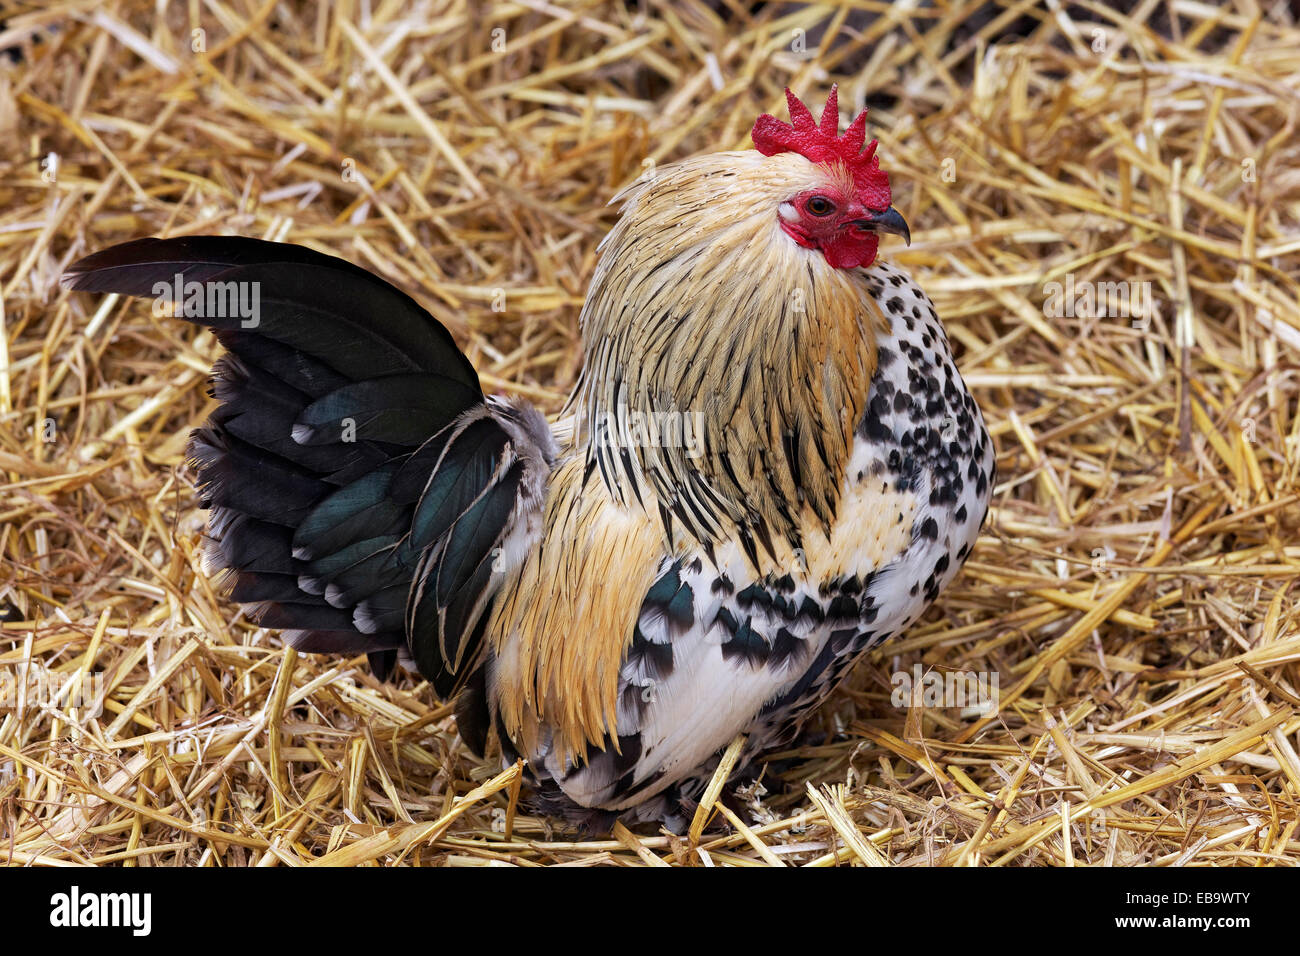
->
xmin=855 ymin=207 xmax=911 ymax=245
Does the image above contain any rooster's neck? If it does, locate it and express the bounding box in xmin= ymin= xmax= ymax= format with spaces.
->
xmin=569 ymin=151 xmax=883 ymax=564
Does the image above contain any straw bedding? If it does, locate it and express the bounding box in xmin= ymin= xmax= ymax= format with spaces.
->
xmin=1 ymin=0 xmax=1297 ymax=866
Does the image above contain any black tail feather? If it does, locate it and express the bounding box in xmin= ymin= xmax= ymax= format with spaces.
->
xmin=65 ymin=236 xmax=556 ymax=701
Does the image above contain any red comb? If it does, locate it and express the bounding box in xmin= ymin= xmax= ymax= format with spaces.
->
xmin=751 ymin=85 xmax=890 ymax=210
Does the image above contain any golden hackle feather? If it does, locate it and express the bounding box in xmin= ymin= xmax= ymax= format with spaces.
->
xmin=571 ymin=149 xmax=885 ymax=557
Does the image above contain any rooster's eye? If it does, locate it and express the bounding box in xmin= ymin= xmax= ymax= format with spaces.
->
xmin=806 ymin=195 xmax=835 ymax=217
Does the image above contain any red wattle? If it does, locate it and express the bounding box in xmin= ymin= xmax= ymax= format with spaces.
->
xmin=821 ymin=234 xmax=880 ymax=269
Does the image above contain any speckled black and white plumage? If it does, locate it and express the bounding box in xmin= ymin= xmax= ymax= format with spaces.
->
xmin=516 ymin=259 xmax=995 ymax=829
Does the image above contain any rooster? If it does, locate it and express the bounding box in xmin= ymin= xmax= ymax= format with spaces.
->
xmin=63 ymin=88 xmax=995 ymax=830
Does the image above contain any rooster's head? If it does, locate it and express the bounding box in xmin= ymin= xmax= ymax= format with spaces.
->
xmin=751 ymin=86 xmax=909 ymax=269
